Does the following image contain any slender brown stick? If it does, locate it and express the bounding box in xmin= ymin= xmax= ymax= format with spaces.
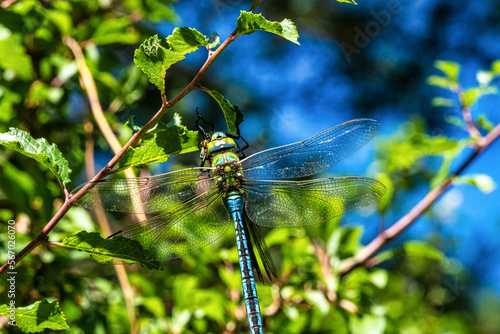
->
xmin=64 ymin=37 xmax=123 ymax=154
xmin=84 ymin=126 xmax=138 ymax=334
xmin=341 ymin=122 xmax=500 ymax=275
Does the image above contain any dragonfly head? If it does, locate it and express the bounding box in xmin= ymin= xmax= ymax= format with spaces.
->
xmin=207 ymin=132 xmax=237 ymax=155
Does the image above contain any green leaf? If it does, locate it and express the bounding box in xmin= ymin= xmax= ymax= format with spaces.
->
xmin=370 ymin=270 xmax=388 ymax=289
xmin=431 ymin=97 xmax=455 ymax=107
xmin=236 ymin=11 xmax=300 ymax=45
xmin=349 ymin=314 xmax=386 ymax=334
xmin=206 ymin=32 xmax=221 ymax=49
xmin=426 ymin=75 xmax=457 ymax=91
xmin=0 ymin=33 xmax=34 ymax=80
xmin=376 ymin=173 xmax=393 ymax=214
xmin=403 ymin=241 xmax=446 ymax=263
xmin=0 ymin=300 xmax=70 ymax=333
xmin=382 ymin=130 xmax=460 ymax=173
xmin=167 ymin=27 xmax=208 ymax=55
xmin=444 ymin=115 xmax=465 ymax=129
xmin=92 ymin=17 xmax=140 ymax=45
xmin=134 ymin=35 xmax=185 ymax=94
xmin=373 ymin=241 xmax=446 ymax=265
xmin=0 ymin=128 xmax=72 ymax=185
xmin=115 ymin=114 xmax=203 ymax=170
xmin=461 ymin=86 xmax=498 ymax=108
xmin=434 ymin=60 xmax=460 ymax=82
xmin=202 ymin=90 xmax=244 ymax=136
xmin=490 ymin=59 xmax=500 ymax=76
xmin=456 ymin=174 xmax=496 ymax=194
xmin=477 ymin=114 xmax=494 ymax=132
xmin=46 ymin=10 xmax=73 ymax=35
xmin=62 ymin=231 xmax=161 ymax=270
xmin=304 ymin=290 xmax=330 ymax=315
xmin=337 ymin=0 xmax=358 ymax=4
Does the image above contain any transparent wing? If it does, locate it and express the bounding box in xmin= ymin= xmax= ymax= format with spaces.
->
xmin=104 ymin=189 xmax=231 ymax=264
xmin=241 ymin=119 xmax=380 ymax=180
xmin=71 ymin=167 xmax=217 ymax=214
xmin=243 ymin=177 xmax=386 ymax=227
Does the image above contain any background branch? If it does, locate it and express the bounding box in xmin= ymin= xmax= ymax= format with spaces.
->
xmin=341 ymin=122 xmax=500 ymax=275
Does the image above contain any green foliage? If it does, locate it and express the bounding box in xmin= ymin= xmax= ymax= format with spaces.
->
xmin=0 ymin=300 xmax=69 ymax=333
xmin=0 ymin=33 xmax=34 ymax=80
xmin=0 ymin=0 xmax=499 ymax=333
xmin=236 ymin=11 xmax=300 ymax=45
xmin=379 ymin=122 xmax=461 ymax=173
xmin=167 ymin=27 xmax=219 ymax=55
xmin=0 ymin=128 xmax=72 ymax=185
xmin=133 ymin=35 xmax=185 ymax=94
xmin=115 ymin=114 xmax=203 ymax=170
xmin=62 ymin=231 xmax=161 ymax=270
xmin=201 ymin=90 xmax=244 ymax=136
xmin=429 ymin=59 xmax=499 ymax=110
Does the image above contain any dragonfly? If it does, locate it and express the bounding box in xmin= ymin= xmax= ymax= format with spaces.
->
xmin=71 ymin=118 xmax=386 ymax=334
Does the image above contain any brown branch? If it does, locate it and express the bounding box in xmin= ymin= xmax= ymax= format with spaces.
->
xmin=0 ymin=0 xmax=17 ymax=9
xmin=64 ymin=37 xmax=123 ymax=155
xmin=341 ymin=121 xmax=500 ymax=276
xmin=0 ymin=25 xmax=243 ymax=276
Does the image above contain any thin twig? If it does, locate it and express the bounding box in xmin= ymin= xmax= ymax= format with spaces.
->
xmin=341 ymin=122 xmax=500 ymax=275
xmin=455 ymin=85 xmax=483 ymax=141
xmin=84 ymin=122 xmax=138 ymax=334
xmin=64 ymin=37 xmax=123 ymax=155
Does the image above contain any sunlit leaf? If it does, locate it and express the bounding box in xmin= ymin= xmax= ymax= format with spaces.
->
xmin=115 ymin=115 xmax=203 ymax=170
xmin=92 ymin=17 xmax=140 ymax=45
xmin=0 ymin=300 xmax=69 ymax=333
xmin=237 ymin=11 xmax=300 ymax=45
xmin=337 ymin=0 xmax=358 ymax=4
xmin=404 ymin=241 xmax=446 ymax=263
xmin=427 ymin=75 xmax=457 ymax=91
xmin=434 ymin=60 xmax=460 ymax=82
xmin=373 ymin=241 xmax=446 ymax=265
xmin=381 ymin=130 xmax=461 ymax=173
xmin=62 ymin=231 xmax=161 ymax=270
xmin=376 ymin=173 xmax=393 ymax=213
xmin=477 ymin=114 xmax=494 ymax=132
xmin=46 ymin=10 xmax=73 ymax=35
xmin=370 ymin=269 xmax=388 ymax=289
xmin=431 ymin=97 xmax=456 ymax=107
xmin=134 ymin=35 xmax=185 ymax=94
xmin=461 ymin=86 xmax=498 ymax=108
xmin=167 ymin=27 xmax=208 ymax=55
xmin=456 ymin=174 xmax=496 ymax=194
xmin=0 ymin=127 xmax=72 ymax=185
xmin=491 ymin=60 xmax=500 ymax=76
xmin=304 ymin=290 xmax=330 ymax=315
xmin=349 ymin=314 xmax=386 ymax=334
xmin=0 ymin=34 xmax=33 ymax=80
xmin=201 ymin=90 xmax=244 ymax=136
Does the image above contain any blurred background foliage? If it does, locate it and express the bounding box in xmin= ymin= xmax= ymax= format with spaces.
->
xmin=1 ymin=0 xmax=500 ymax=333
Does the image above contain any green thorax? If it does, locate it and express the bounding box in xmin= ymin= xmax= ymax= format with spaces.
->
xmin=207 ymin=132 xmax=243 ymax=196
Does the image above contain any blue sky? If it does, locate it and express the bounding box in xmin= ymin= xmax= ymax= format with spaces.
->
xmin=156 ymin=0 xmax=500 ymax=292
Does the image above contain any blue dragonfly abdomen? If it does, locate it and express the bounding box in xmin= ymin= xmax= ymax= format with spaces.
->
xmin=225 ymin=192 xmax=263 ymax=334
